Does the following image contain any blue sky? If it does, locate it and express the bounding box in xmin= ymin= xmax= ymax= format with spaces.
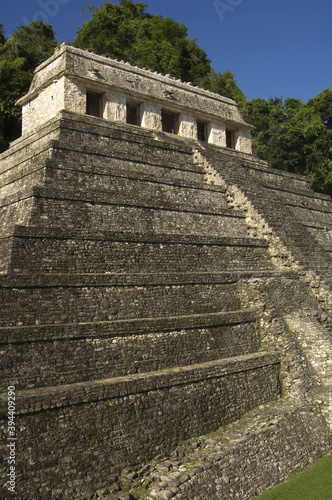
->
xmin=1 ymin=0 xmax=331 ymax=102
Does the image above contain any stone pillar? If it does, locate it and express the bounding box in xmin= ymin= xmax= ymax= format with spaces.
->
xmin=141 ymin=101 xmax=162 ymax=131
xmin=235 ymin=128 xmax=252 ymax=154
xmin=104 ymin=90 xmax=126 ymax=123
xmin=178 ymin=112 xmax=197 ymax=139
xmin=208 ymin=120 xmax=226 ymax=147
xmin=64 ymin=78 xmax=86 ymax=115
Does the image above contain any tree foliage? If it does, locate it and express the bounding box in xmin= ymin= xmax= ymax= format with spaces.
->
xmin=74 ymin=0 xmax=211 ymax=85
xmin=0 ymin=21 xmax=57 ymax=151
xmin=247 ymin=92 xmax=332 ymax=194
xmin=199 ymin=68 xmax=248 ymax=118
xmin=0 ymin=24 xmax=5 ymax=45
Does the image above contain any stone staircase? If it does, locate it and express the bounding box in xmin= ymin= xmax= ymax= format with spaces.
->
xmin=198 ymin=143 xmax=332 ymax=290
xmin=283 ymin=311 xmax=332 ymax=430
xmin=196 ymin=145 xmax=332 ymax=428
xmin=284 ymin=312 xmax=332 ymax=386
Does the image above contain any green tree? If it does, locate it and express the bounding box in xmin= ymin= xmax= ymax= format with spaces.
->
xmin=74 ymin=0 xmax=211 ymax=84
xmin=199 ymin=69 xmax=248 ymax=118
xmin=247 ymin=97 xmax=283 ymax=158
xmin=307 ymin=88 xmax=332 ymax=129
xmin=0 ymin=24 xmax=5 ymax=45
xmin=247 ymin=93 xmax=332 ymax=195
xmin=0 ymin=21 xmax=57 ymax=152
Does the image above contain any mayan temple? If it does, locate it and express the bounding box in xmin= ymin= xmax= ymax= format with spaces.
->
xmin=0 ymin=44 xmax=331 ymax=499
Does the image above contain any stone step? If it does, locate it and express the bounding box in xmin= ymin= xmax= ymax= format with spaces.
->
xmin=0 ymin=309 xmax=256 ymax=342
xmin=288 ymin=203 xmax=332 ymax=218
xmin=261 ymin=183 xmax=332 ymax=205
xmin=0 ymin=352 xmax=280 ymax=417
xmin=0 ymin=280 xmax=243 ymax=327
xmin=0 ymin=114 xmax=60 ymax=174
xmin=4 ymin=225 xmax=267 ymax=245
xmin=1 ymin=310 xmax=260 ymax=389
xmin=1 ymin=170 xmax=229 ymax=215
xmin=0 ymin=352 xmax=280 ymax=413
xmin=5 ymin=228 xmax=274 ymax=274
xmin=0 ymin=189 xmax=248 ymax=238
xmin=0 ymin=197 xmax=35 ymax=235
xmin=250 ymin=190 xmax=331 ymax=215
xmin=0 ymin=153 xmax=47 ymax=199
xmin=1 ymin=270 xmax=293 ymax=288
xmin=56 ymin=113 xmax=195 ymax=167
xmin=47 ymin=150 xmax=215 ymax=190
xmin=43 ymin=176 xmax=229 ymax=211
xmin=288 ymin=207 xmax=332 ymax=227
xmin=0 ymin=269 xmax=298 ymax=328
xmin=0 ymin=149 xmax=205 ymax=197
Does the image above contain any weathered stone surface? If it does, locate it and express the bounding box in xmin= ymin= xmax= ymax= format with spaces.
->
xmin=110 ymin=400 xmax=331 ymax=500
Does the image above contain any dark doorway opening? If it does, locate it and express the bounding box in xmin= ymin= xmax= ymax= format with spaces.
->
xmin=162 ymin=111 xmax=179 ymax=134
xmin=86 ymin=92 xmax=103 ymax=118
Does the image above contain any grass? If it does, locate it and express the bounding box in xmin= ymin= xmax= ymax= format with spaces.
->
xmin=254 ymin=454 xmax=332 ymax=499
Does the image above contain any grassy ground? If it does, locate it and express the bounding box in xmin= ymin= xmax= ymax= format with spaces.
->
xmin=254 ymin=454 xmax=332 ymax=500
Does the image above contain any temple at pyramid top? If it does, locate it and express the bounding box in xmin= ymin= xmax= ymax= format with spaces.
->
xmin=16 ymin=43 xmax=254 ymax=153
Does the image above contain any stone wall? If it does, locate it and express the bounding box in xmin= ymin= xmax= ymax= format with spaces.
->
xmin=21 ymin=77 xmax=65 ymax=135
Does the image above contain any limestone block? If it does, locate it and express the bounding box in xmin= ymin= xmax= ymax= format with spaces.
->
xmin=104 ymin=90 xmax=126 ymax=123
xmin=208 ymin=120 xmax=226 ymax=147
xmin=21 ymin=77 xmax=65 ymax=135
xmin=141 ymin=101 xmax=162 ymax=131
xmin=235 ymin=128 xmax=252 ymax=154
xmin=64 ymin=77 xmax=86 ymax=115
xmin=178 ymin=112 xmax=197 ymax=139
